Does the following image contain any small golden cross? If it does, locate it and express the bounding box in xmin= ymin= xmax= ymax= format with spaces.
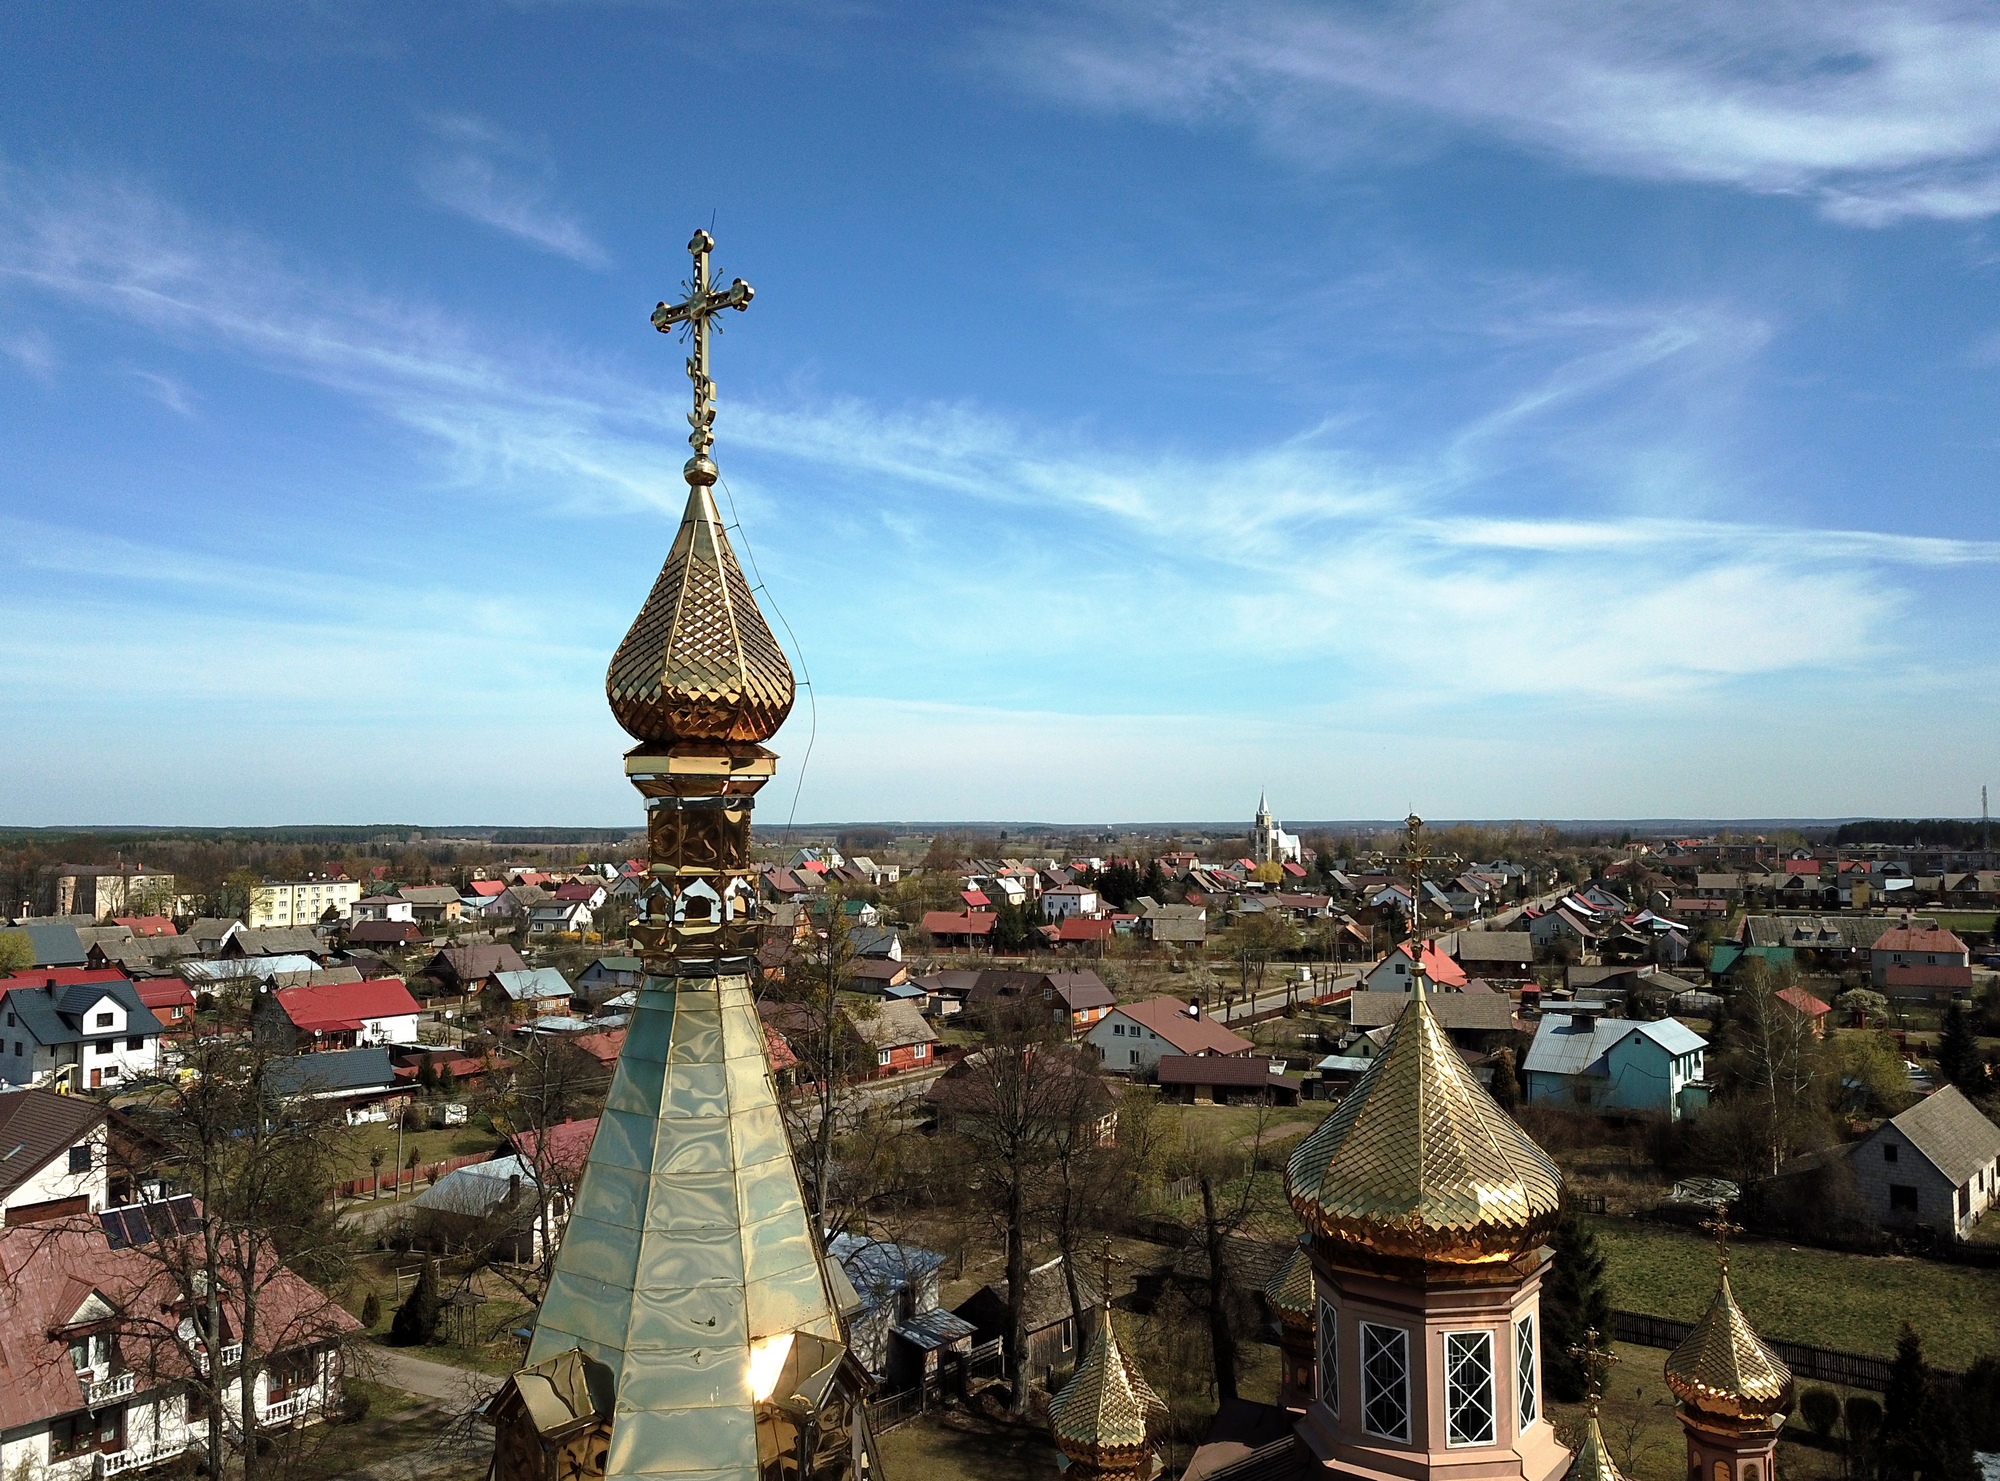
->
xmin=1567 ymin=1327 xmax=1620 ymax=1415
xmin=1700 ymin=1204 xmax=1743 ymax=1272
xmin=651 ymin=229 xmax=754 ymax=478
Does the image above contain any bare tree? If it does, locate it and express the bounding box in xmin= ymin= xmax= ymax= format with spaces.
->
xmin=933 ymin=1005 xmax=1111 ymax=1414
xmin=98 ymin=1038 xmax=360 ymax=1481
xmin=1719 ymin=961 xmax=1830 ymax=1175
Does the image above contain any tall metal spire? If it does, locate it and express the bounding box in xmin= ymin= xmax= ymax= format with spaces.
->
xmin=497 ymin=231 xmax=868 ymax=1481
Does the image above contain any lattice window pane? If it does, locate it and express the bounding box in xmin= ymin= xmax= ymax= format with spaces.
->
xmin=1360 ymin=1323 xmax=1410 ymax=1442
xmin=1516 ymin=1313 xmax=1539 ymax=1432
xmin=1445 ymin=1331 xmax=1496 ymax=1447
xmin=1317 ymin=1296 xmax=1339 ymax=1413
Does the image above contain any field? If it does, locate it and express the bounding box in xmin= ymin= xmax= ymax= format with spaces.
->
xmin=1589 ymin=1218 xmax=2000 ymax=1370
xmin=1927 ymin=911 xmax=1998 ymax=935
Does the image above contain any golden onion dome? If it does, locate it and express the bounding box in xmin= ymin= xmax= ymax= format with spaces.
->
xmin=1048 ymin=1306 xmax=1166 ymax=1473
xmin=1663 ymin=1270 xmax=1794 ymax=1422
xmin=1264 ymin=1237 xmax=1316 ymax=1330
xmin=1286 ymin=978 xmax=1562 ymax=1265
xmin=1565 ymin=1414 xmax=1626 ymax=1481
xmin=605 ymin=481 xmax=795 ymax=746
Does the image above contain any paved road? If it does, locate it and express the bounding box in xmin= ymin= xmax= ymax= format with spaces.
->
xmin=363 ymin=1346 xmax=500 ymax=1406
xmin=1215 ymin=968 xmax=1360 ymax=1023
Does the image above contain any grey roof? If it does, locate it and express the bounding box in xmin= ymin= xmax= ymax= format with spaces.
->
xmin=10 ymin=924 xmax=86 ymax=967
xmin=892 ymin=1309 xmax=977 ymax=1351
xmin=1451 ymin=931 xmax=1534 ymax=964
xmin=230 ymin=927 xmax=324 ymax=958
xmin=490 ymin=967 xmax=572 ymax=1002
xmin=1886 ymin=1085 xmax=2000 ymax=1185
xmin=847 ymin=997 xmax=938 ymax=1049
xmin=1347 ymin=991 xmax=1517 ymax=1032
xmin=1740 ymin=915 xmax=1924 ymax=951
xmin=186 ymin=918 xmax=239 ymax=947
xmin=1523 ymin=1014 xmax=1707 ymax=1078
xmin=263 ymin=1047 xmax=396 ymax=1097
xmin=409 ymin=1153 xmax=538 ymax=1217
xmin=420 ymin=944 xmax=527 ymax=982
xmin=846 ymin=926 xmax=901 ymax=958
xmin=829 ymin=1233 xmax=946 ymax=1312
xmin=0 ymin=978 xmax=164 ymax=1047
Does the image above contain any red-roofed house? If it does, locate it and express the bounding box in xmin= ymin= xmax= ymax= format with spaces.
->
xmin=134 ymin=980 xmax=197 ymax=1038
xmin=1775 ymin=985 xmax=1832 ymax=1037
xmin=255 ymin=978 xmax=422 ymax=1051
xmin=1360 ymin=941 xmax=1469 ymax=993
xmin=110 ymin=917 xmax=176 ymax=938
xmin=961 ymin=890 xmax=992 ymax=911
xmin=1871 ymin=924 xmax=1971 ymax=988
xmin=0 ymin=1212 xmax=358 ymax=1476
xmin=1053 ymin=916 xmax=1115 ymax=951
xmin=1084 ymin=996 xmax=1254 ymax=1076
xmin=923 ymin=911 xmax=996 ymax=949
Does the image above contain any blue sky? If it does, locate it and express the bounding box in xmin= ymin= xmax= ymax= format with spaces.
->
xmin=3 ymin=1 xmax=1999 ymax=826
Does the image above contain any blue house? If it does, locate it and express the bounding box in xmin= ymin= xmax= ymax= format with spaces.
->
xmin=1523 ymin=1012 xmax=1709 ymax=1120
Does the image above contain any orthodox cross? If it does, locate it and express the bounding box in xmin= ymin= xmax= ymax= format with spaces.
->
xmin=1700 ymin=1204 xmax=1743 ymax=1273
xmin=1394 ymin=813 xmax=1460 ymax=984
xmin=651 ymin=229 xmax=754 ymax=475
xmin=1567 ymin=1328 xmax=1620 ymax=1415
xmin=1098 ymin=1235 xmax=1124 ymax=1315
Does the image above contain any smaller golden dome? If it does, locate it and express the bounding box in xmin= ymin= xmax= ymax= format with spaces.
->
xmin=605 ymin=482 xmax=795 ymax=745
xmin=1264 ymin=1237 xmax=1315 ymax=1330
xmin=1048 ymin=1306 xmax=1167 ymax=1473
xmin=1663 ymin=1271 xmax=1794 ymax=1422
xmin=1565 ymin=1413 xmax=1627 ymax=1481
xmin=1286 ymin=977 xmax=1562 ymax=1265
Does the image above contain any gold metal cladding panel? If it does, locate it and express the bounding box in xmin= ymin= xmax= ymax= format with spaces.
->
xmin=606 ymin=1060 xmax=668 ymax=1118
xmin=627 ymin=1282 xmax=749 ymax=1350
xmin=645 ymin=1118 xmax=734 ymax=1177
xmin=727 ymin=1102 xmax=789 ymax=1169
xmin=591 ymin=1108 xmax=664 ymax=1172
xmin=642 ymin=1170 xmax=738 ymax=1232
xmin=606 ymin=1405 xmax=759 ymax=1471
xmin=1567 ymin=1416 xmax=1626 ymax=1481
xmin=633 ymin=1220 xmax=741 ymax=1290
xmin=534 ymin=1271 xmax=633 ymax=1355
xmin=560 ymin=1216 xmax=645 ymax=1291
xmin=1265 ymin=1242 xmax=1316 ymax=1328
xmin=665 ymin=1062 xmax=731 ymax=1118
xmin=573 ymin=1164 xmax=650 ymax=1230
xmin=1049 ymin=1309 xmax=1165 ymax=1463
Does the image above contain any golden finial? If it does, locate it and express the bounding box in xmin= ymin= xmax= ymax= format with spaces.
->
xmin=1561 ymin=1334 xmax=1630 ymax=1481
xmin=1048 ymin=1240 xmax=1165 ymax=1478
xmin=608 ymin=230 xmax=795 ymax=748
xmin=1664 ymin=1202 xmax=1793 ymax=1421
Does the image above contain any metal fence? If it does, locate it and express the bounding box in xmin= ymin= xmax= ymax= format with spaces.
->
xmin=1609 ymin=1310 xmax=1921 ymax=1389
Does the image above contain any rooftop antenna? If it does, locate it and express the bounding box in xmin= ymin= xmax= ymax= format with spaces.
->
xmin=1984 ymin=784 xmax=1990 ymax=853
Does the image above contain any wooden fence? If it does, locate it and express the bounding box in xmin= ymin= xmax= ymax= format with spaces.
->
xmin=1609 ymin=1310 xmax=1933 ymax=1389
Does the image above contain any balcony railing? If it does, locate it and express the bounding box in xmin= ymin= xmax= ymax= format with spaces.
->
xmin=192 ymin=1341 xmax=242 ymax=1375
xmin=257 ymin=1393 xmax=312 ymax=1426
xmin=84 ymin=1371 xmax=136 ymax=1406
xmin=98 ymin=1438 xmax=193 ymax=1478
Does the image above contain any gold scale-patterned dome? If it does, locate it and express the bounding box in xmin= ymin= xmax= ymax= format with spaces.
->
xmin=1264 ymin=1236 xmax=1316 ymax=1330
xmin=1048 ymin=1304 xmax=1167 ymax=1477
xmin=1286 ymin=975 xmax=1562 ymax=1265
xmin=1663 ymin=1269 xmax=1793 ymax=1422
xmin=605 ymin=480 xmax=795 ymax=746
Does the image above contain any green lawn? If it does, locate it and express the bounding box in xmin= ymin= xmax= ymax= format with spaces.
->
xmin=1928 ymin=911 xmax=1997 ymax=935
xmin=874 ymin=1410 xmax=1062 ymax=1481
xmin=1589 ymin=1218 xmax=2000 ymax=1371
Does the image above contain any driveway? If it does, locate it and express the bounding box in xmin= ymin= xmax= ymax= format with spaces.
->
xmin=363 ymin=1345 xmax=500 ymax=1406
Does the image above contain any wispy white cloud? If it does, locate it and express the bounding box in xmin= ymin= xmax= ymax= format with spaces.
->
xmin=125 ymin=366 xmax=196 ymax=416
xmin=0 ymin=324 xmax=56 ymax=378
xmin=997 ymin=0 xmax=2000 ymax=225
xmin=1 ymin=164 xmax=1995 ymax=744
xmin=416 ymin=114 xmax=609 ymax=267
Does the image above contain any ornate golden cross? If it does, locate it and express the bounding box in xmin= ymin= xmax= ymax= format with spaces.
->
xmin=1567 ymin=1327 xmax=1620 ymax=1415
xmin=651 ymin=229 xmax=754 ymax=480
xmin=1394 ymin=814 xmax=1460 ymax=987
xmin=1700 ymin=1204 xmax=1743 ymax=1272
xmin=1098 ymin=1235 xmax=1125 ymax=1315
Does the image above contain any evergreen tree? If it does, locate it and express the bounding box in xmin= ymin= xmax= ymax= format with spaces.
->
xmin=417 ymin=1053 xmax=438 ymax=1091
xmin=1489 ymin=1048 xmax=1520 ymax=1114
xmin=1541 ymin=1205 xmax=1613 ymax=1402
xmin=390 ymin=1257 xmax=441 ymax=1346
xmin=1880 ymin=1324 xmax=1978 ymax=1481
xmin=360 ymin=1292 xmax=382 ymax=1329
xmin=1143 ymin=857 xmax=1167 ymax=901
xmin=1936 ymin=1004 xmax=1983 ymax=1098
xmin=437 ymin=1062 xmax=458 ymax=1096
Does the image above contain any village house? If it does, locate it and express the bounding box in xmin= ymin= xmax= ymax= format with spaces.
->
xmin=1360 ymin=941 xmax=1469 ymax=993
xmin=263 ymin=1047 xmax=402 ymax=1118
xmin=1869 ymin=922 xmax=1972 ymax=994
xmin=573 ymin=956 xmax=644 ymax=1007
xmin=253 ymin=977 xmax=422 ymax=1052
xmin=0 ymin=970 xmax=164 ymax=1091
xmin=827 ymin=1233 xmax=975 ymax=1390
xmin=484 ymin=968 xmax=576 ymax=1023
xmin=0 ymin=1206 xmax=359 ymax=1481
xmin=0 ymin=1088 xmax=117 ymax=1224
xmin=1084 ymin=997 xmax=1254 ymax=1076
xmin=953 ymin=1255 xmax=1100 ymax=1382
xmin=925 ymin=1044 xmax=1115 ymax=1144
xmin=1521 ymin=1009 xmax=1709 ymax=1120
xmin=415 ymin=944 xmax=528 ymax=997
xmin=344 ymin=919 xmax=425 ymax=950
xmin=133 ymin=981 xmax=196 ymax=1040
xmin=1345 ymin=990 xmax=1519 ymax=1061
xmin=34 ymin=865 xmax=177 ymax=921
xmin=351 ymin=894 xmax=415 ymax=923
xmin=1156 ymin=1055 xmax=1301 ymax=1105
xmin=846 ymin=998 xmax=938 ymax=1077
xmin=920 ymin=910 xmax=995 ymax=949
xmin=397 ymin=885 xmax=464 ymax=925
xmin=1834 ymin=1085 xmax=2000 ymax=1241
xmin=1448 ymin=930 xmax=1535 ymax=977
xmin=528 ymin=900 xmax=594 ymax=936
xmin=1139 ymin=900 xmax=1208 ymax=947
xmin=1041 ymin=884 xmax=1099 ymax=922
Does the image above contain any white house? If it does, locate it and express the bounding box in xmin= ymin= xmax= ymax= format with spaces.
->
xmin=1042 ymin=885 xmax=1099 ymax=922
xmin=1084 ymin=997 xmax=1254 ymax=1077
xmin=0 ymin=971 xmax=164 ymax=1091
xmin=351 ymin=894 xmax=416 ymax=923
xmin=0 ymin=1088 xmax=113 ymax=1223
